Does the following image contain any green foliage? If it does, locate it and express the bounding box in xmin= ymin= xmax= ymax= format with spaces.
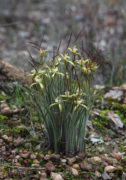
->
xmin=0 ymin=114 xmax=8 ymax=122
xmin=92 ymin=110 xmax=109 ymax=131
xmin=0 ymin=114 xmax=8 ymax=129
xmin=0 ymin=90 xmax=8 ymax=128
xmin=22 ymin=43 xmax=98 ymax=154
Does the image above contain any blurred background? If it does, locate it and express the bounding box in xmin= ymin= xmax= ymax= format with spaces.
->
xmin=0 ymin=0 xmax=126 ymax=85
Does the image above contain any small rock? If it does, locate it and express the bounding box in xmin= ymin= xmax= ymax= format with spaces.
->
xmin=15 ymin=155 xmax=20 ymax=159
xmin=112 ymin=152 xmax=122 ymax=161
xmin=0 ymin=104 xmax=11 ymax=114
xmin=104 ymin=90 xmax=123 ymax=101
xmin=72 ymin=164 xmax=80 ymax=170
xmin=16 ymin=125 xmax=28 ymax=130
xmin=35 ymin=144 xmax=41 ymax=150
xmin=102 ymin=172 xmax=111 ymax=180
xmin=14 ymin=163 xmax=21 ymax=167
xmin=94 ymin=85 xmax=105 ymax=90
xmin=30 ymin=153 xmax=36 ymax=160
xmin=32 ymin=163 xmax=40 ymax=167
xmin=14 ymin=138 xmax=23 ymax=146
xmin=70 ymin=168 xmax=78 ymax=176
xmin=39 ymin=171 xmax=48 ymax=180
xmin=11 ymin=149 xmax=18 ymax=154
xmin=40 ymin=177 xmax=48 ymax=180
xmin=104 ymin=166 xmax=116 ymax=173
xmin=120 ymin=84 xmax=126 ymax=91
xmin=20 ymin=152 xmax=30 ymax=159
xmin=0 ymin=103 xmax=19 ymax=115
xmin=95 ymin=171 xmax=101 ymax=178
xmin=50 ymin=172 xmax=64 ymax=180
xmin=2 ymin=135 xmax=12 ymax=142
xmin=61 ymin=159 xmax=67 ymax=163
xmin=91 ymin=156 xmax=102 ymax=164
xmin=67 ymin=157 xmax=76 ymax=165
xmin=44 ymin=154 xmax=51 ymax=160
xmin=50 ymin=154 xmax=60 ymax=160
xmin=45 ymin=162 xmax=55 ymax=172
xmin=33 ymin=159 xmax=39 ymax=164
xmin=90 ymin=133 xmax=104 ymax=144
xmin=80 ymin=160 xmax=92 ymax=171
xmin=97 ymin=147 xmax=105 ymax=153
xmin=107 ymin=111 xmax=123 ymax=129
xmin=40 ymin=154 xmax=44 ymax=159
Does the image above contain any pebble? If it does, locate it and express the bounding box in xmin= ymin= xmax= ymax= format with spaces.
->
xmin=70 ymin=168 xmax=79 ymax=176
xmin=72 ymin=164 xmax=80 ymax=170
xmin=32 ymin=163 xmax=40 ymax=167
xmin=44 ymin=154 xmax=51 ymax=160
xmin=102 ymin=172 xmax=111 ymax=180
xmin=104 ymin=166 xmax=116 ymax=173
xmin=112 ymin=152 xmax=122 ymax=161
xmin=30 ymin=153 xmax=36 ymax=160
xmin=50 ymin=154 xmax=60 ymax=160
xmin=35 ymin=144 xmax=41 ymax=150
xmin=14 ymin=138 xmax=23 ymax=146
xmin=80 ymin=160 xmax=93 ymax=171
xmin=61 ymin=159 xmax=67 ymax=163
xmin=45 ymin=162 xmax=55 ymax=172
xmin=95 ymin=171 xmax=101 ymax=178
xmin=2 ymin=135 xmax=12 ymax=142
xmin=97 ymin=147 xmax=105 ymax=153
xmin=67 ymin=157 xmax=76 ymax=165
xmin=0 ymin=103 xmax=19 ymax=115
xmin=91 ymin=156 xmax=102 ymax=164
xmin=104 ymin=90 xmax=123 ymax=101
xmin=33 ymin=159 xmax=39 ymax=164
xmin=15 ymin=155 xmax=20 ymax=159
xmin=40 ymin=171 xmax=48 ymax=180
xmin=20 ymin=152 xmax=30 ymax=159
xmin=51 ymin=172 xmax=64 ymax=180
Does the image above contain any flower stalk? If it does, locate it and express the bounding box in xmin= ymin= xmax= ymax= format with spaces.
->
xmin=24 ymin=43 xmax=98 ymax=154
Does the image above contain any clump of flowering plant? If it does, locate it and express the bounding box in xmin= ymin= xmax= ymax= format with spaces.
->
xmin=25 ymin=42 xmax=98 ymax=154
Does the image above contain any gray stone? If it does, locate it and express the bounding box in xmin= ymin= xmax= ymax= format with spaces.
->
xmin=51 ymin=172 xmax=64 ymax=180
xmin=4 ymin=51 xmax=33 ymax=72
xmin=70 ymin=168 xmax=79 ymax=176
xmin=102 ymin=172 xmax=111 ymax=180
xmin=107 ymin=112 xmax=123 ymax=129
xmin=90 ymin=133 xmax=104 ymax=144
xmin=104 ymin=90 xmax=123 ymax=101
